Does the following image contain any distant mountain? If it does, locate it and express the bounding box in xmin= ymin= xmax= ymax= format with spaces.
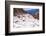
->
xmin=23 ymin=9 xmax=39 ymax=16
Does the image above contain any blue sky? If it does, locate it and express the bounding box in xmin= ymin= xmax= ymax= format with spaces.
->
xmin=23 ymin=8 xmax=39 ymax=15
xmin=23 ymin=8 xmax=32 ymax=11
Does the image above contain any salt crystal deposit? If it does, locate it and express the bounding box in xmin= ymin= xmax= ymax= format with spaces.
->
xmin=13 ymin=14 xmax=39 ymax=28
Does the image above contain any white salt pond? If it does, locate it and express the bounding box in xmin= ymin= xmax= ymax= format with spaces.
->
xmin=13 ymin=14 xmax=39 ymax=28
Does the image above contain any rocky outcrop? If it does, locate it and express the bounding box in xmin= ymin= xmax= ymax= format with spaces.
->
xmin=33 ymin=12 xmax=39 ymax=20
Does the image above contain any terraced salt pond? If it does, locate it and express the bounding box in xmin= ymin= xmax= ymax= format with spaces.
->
xmin=13 ymin=14 xmax=39 ymax=28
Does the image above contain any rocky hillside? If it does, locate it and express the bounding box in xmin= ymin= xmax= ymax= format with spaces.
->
xmin=14 ymin=8 xmax=39 ymax=20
